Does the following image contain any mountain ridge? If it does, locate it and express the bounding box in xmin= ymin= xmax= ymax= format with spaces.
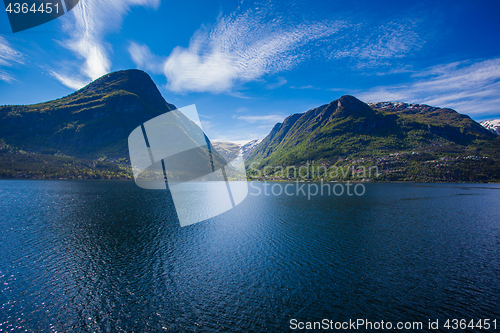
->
xmin=0 ymin=69 xmax=178 ymax=179
xmin=0 ymin=69 xmax=175 ymax=161
xmin=2 ymin=72 xmax=500 ymax=182
xmin=247 ymin=95 xmax=500 ymax=182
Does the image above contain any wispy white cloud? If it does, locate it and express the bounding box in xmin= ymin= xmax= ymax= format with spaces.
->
xmin=267 ymin=77 xmax=287 ymax=89
xmin=235 ymin=107 xmax=248 ymax=113
xmin=359 ymin=22 xmax=421 ymax=60
xmin=290 ymin=85 xmax=319 ymax=90
xmin=0 ymin=70 xmax=15 ymax=83
xmin=0 ymin=37 xmax=23 ymax=66
xmin=50 ymin=70 xmax=88 ymax=90
xmin=162 ymin=8 xmax=345 ymax=93
xmin=229 ymin=139 xmax=255 ymax=145
xmin=150 ymin=6 xmax=427 ymax=94
xmin=237 ymin=114 xmax=286 ymax=124
xmin=200 ymin=119 xmax=214 ymax=131
xmin=0 ymin=37 xmax=23 ymax=83
xmin=374 ymin=66 xmax=415 ymax=76
xmin=53 ymin=0 xmax=160 ymax=89
xmin=328 ymin=21 xmax=424 ymax=70
xmin=357 ymin=58 xmax=500 ymax=116
xmin=128 ymin=41 xmax=164 ymax=74
xmin=210 ymin=132 xmax=265 ymax=144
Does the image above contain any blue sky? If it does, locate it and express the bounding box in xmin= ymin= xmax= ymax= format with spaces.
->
xmin=1 ymin=0 xmax=500 ymax=143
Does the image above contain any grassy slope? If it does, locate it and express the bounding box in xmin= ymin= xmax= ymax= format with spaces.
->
xmin=0 ymin=70 xmax=174 ymax=179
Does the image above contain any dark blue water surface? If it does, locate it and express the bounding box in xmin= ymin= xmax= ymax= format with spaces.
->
xmin=0 ymin=180 xmax=499 ymax=332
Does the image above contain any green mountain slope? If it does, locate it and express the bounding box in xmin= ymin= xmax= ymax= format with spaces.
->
xmin=0 ymin=69 xmax=235 ymax=180
xmin=246 ymin=95 xmax=500 ymax=182
xmin=0 ymin=70 xmax=176 ymax=179
xmin=1 ymin=69 xmax=174 ymax=159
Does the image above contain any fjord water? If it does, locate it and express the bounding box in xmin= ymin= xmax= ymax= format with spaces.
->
xmin=1 ymin=181 xmax=499 ymax=332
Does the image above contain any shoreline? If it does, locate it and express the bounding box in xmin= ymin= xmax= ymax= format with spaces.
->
xmin=1 ymin=177 xmax=499 ymax=184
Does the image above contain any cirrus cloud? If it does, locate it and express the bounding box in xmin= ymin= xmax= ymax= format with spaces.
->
xmin=236 ymin=114 xmax=287 ymax=124
xmin=52 ymin=0 xmax=160 ymax=89
xmin=161 ymin=9 xmax=345 ymax=94
xmin=0 ymin=36 xmax=24 ymax=83
xmin=128 ymin=5 xmax=427 ymax=95
xmin=357 ymin=58 xmax=500 ymax=117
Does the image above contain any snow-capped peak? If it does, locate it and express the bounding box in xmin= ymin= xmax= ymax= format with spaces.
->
xmin=240 ymin=138 xmax=263 ymax=159
xmin=480 ymin=119 xmax=500 ymax=135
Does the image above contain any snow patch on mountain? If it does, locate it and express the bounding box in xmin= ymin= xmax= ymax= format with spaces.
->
xmin=240 ymin=138 xmax=263 ymax=159
xmin=480 ymin=119 xmax=500 ymax=135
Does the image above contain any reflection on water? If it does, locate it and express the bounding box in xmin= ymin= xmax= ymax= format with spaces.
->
xmin=0 ymin=181 xmax=499 ymax=332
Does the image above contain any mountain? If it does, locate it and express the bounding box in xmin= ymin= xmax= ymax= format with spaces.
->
xmin=480 ymin=119 xmax=500 ymax=135
xmin=0 ymin=70 xmax=177 ymax=179
xmin=240 ymin=139 xmax=263 ymax=160
xmin=246 ymin=96 xmax=500 ymax=182
xmin=3 ymin=80 xmax=500 ymax=182
xmin=1 ymin=69 xmax=174 ymax=159
xmin=210 ymin=141 xmax=240 ymax=162
xmin=211 ymin=139 xmax=264 ymax=162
